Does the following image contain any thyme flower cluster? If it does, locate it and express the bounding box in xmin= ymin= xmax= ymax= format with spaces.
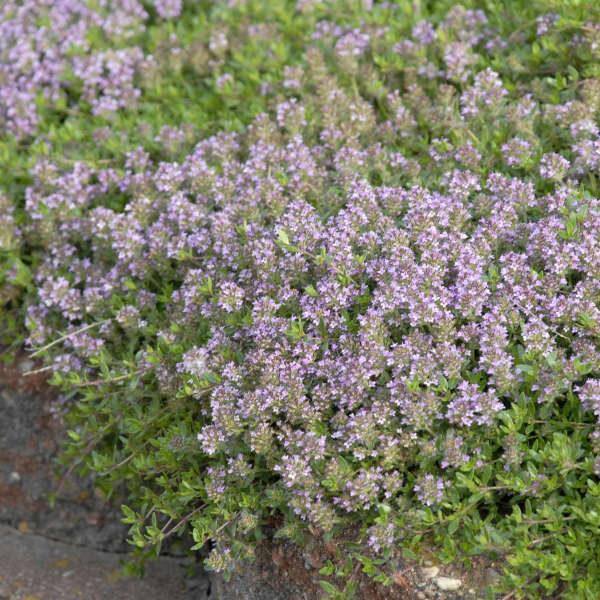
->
xmin=5 ymin=1 xmax=600 ymax=597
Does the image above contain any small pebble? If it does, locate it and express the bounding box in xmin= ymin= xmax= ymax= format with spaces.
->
xmin=9 ymin=471 xmax=21 ymax=483
xmin=422 ymin=566 xmax=439 ymax=579
xmin=435 ymin=576 xmax=462 ymax=591
xmin=417 ymin=592 xmax=426 ymax=600
xmin=18 ymin=359 xmax=34 ymax=373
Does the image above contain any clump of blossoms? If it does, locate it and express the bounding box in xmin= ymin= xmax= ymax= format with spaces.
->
xmin=0 ymin=0 xmax=155 ymax=139
xmin=8 ymin=2 xmax=600 ymax=598
xmin=413 ymin=474 xmax=448 ymax=507
xmin=539 ymin=152 xmax=570 ymax=181
xmin=154 ymin=0 xmax=183 ymax=19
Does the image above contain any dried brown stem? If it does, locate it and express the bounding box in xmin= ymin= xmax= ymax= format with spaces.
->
xmin=29 ymin=319 xmax=112 ymax=357
xmin=144 ymin=503 xmax=208 ymax=547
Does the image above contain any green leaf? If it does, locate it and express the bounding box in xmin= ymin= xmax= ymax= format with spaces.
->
xmin=373 ymin=573 xmax=391 ymax=585
xmin=121 ymin=505 xmax=137 ymax=524
xmin=448 ymin=518 xmax=459 ymax=535
xmin=512 ymin=505 xmax=522 ymax=524
xmin=567 ymin=65 xmax=579 ymax=83
xmin=319 ymin=580 xmax=338 ymax=596
xmin=319 ymin=560 xmax=334 ymax=576
xmin=66 ymin=429 xmax=80 ymax=441
xmin=353 ymin=554 xmax=372 ymax=567
xmin=277 ymin=229 xmax=290 ymax=246
xmin=377 ymin=502 xmax=392 ymax=515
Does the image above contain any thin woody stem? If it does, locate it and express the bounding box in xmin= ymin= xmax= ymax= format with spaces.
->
xmin=101 ymin=441 xmax=150 ymax=475
xmin=22 ymin=365 xmax=54 ymax=376
xmin=144 ymin=504 xmax=208 ymax=547
xmin=29 ymin=319 xmax=112 ymax=358
xmin=521 ymin=516 xmax=576 ymax=526
xmin=74 ymin=368 xmax=144 ymax=387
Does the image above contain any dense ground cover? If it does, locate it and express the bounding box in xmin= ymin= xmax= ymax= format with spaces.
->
xmin=3 ymin=0 xmax=600 ymax=597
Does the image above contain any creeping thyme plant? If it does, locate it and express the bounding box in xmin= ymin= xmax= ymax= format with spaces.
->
xmin=5 ymin=0 xmax=600 ymax=597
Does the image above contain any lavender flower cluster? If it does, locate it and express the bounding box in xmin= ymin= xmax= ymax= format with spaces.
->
xmin=9 ymin=1 xmax=600 ymax=577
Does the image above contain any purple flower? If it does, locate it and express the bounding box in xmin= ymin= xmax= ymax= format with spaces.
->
xmin=536 ymin=13 xmax=560 ymax=36
xmin=539 ymin=153 xmax=570 ymax=181
xmin=414 ymin=474 xmax=447 ymax=506
xmin=154 ymin=0 xmax=182 ymax=18
xmin=412 ymin=20 xmax=436 ymax=45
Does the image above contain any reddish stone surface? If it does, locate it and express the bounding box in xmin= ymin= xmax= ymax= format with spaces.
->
xmin=211 ymin=518 xmax=424 ymax=600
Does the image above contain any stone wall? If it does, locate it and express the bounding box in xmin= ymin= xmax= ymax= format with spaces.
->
xmin=0 ymin=354 xmax=131 ymax=551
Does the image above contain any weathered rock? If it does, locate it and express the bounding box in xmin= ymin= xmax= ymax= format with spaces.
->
xmin=0 ymin=354 xmax=130 ymax=552
xmin=0 ymin=523 xmax=206 ymax=600
xmin=435 ymin=576 xmax=463 ymax=591
xmin=421 ymin=566 xmax=440 ymax=579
